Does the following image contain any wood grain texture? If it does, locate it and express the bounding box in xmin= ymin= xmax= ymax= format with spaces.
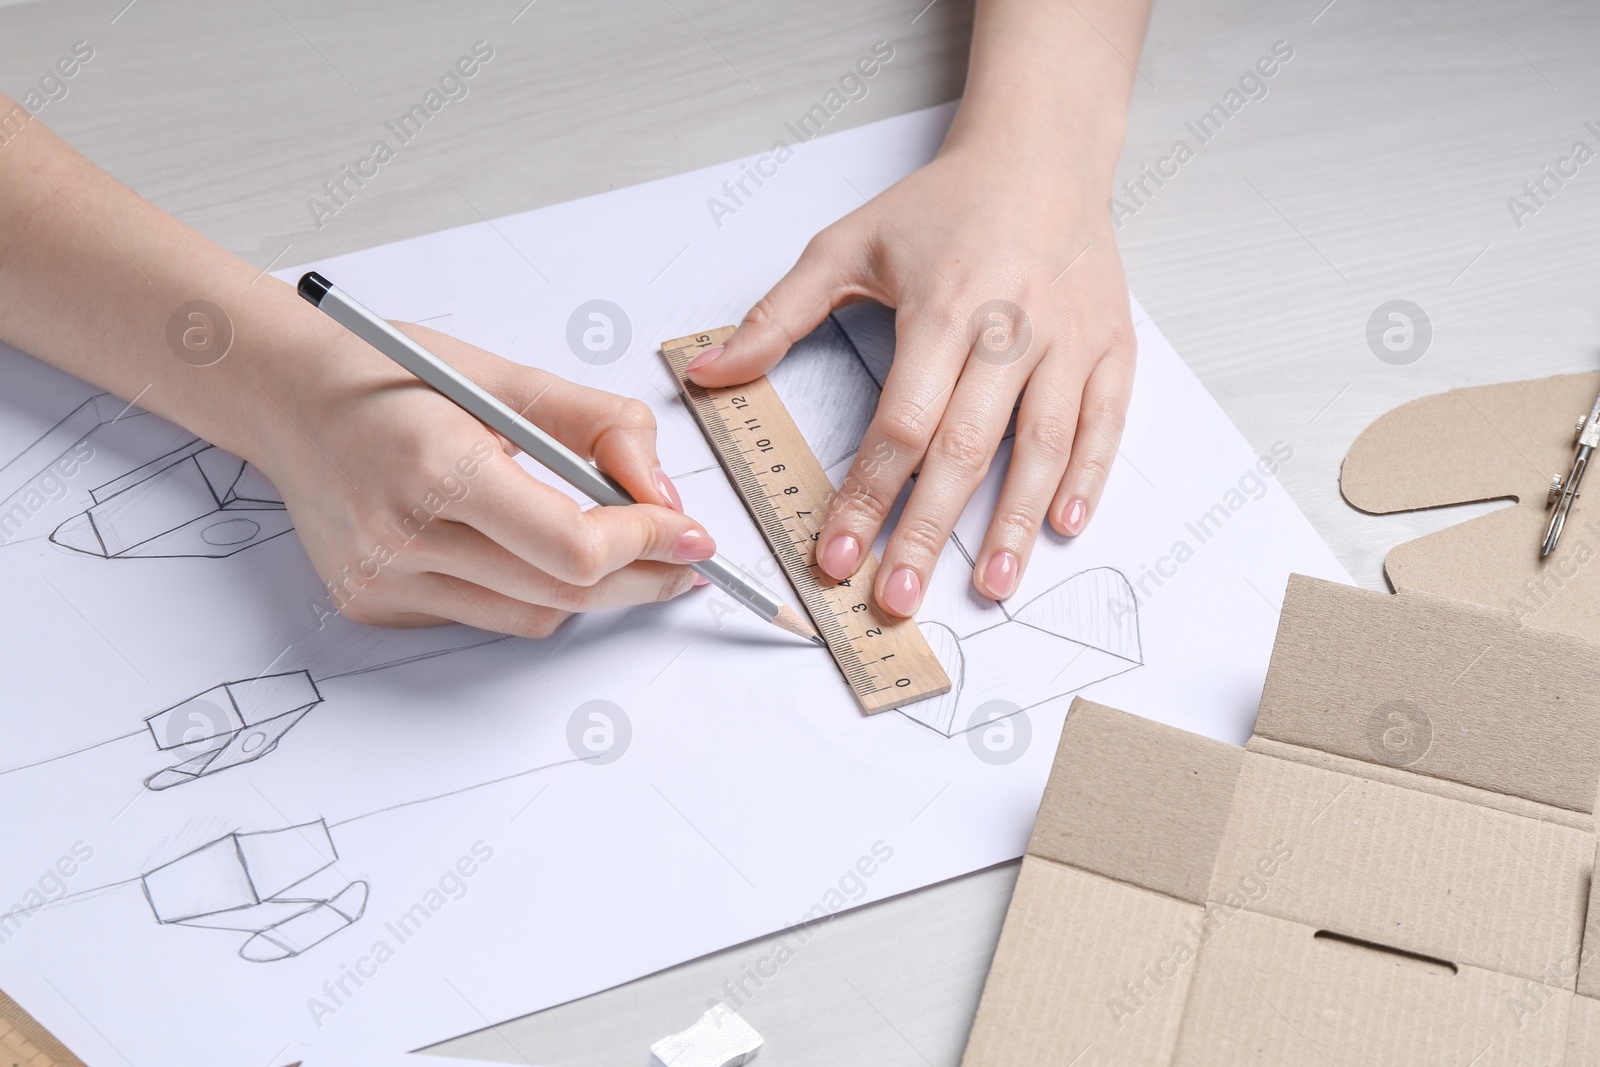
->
xmin=4 ymin=0 xmax=1599 ymax=1063
xmin=662 ymin=327 xmax=951 ymax=713
xmin=0 ymin=988 xmax=84 ymax=1067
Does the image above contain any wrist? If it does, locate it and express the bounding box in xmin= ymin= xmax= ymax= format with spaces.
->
xmin=176 ymin=278 xmax=359 ymax=477
xmin=940 ymin=93 xmax=1127 ymax=198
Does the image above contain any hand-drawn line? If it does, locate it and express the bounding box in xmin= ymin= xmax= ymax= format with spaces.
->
xmin=35 ymin=751 xmax=585 ymax=962
xmin=0 ymin=392 xmax=292 ymax=558
xmin=0 ymin=637 xmax=509 ymax=792
xmin=903 ymin=566 xmax=1142 ymax=738
xmin=52 ymin=436 xmax=291 ymax=559
xmin=142 ymin=671 xmax=323 ymax=791
xmin=140 ymin=819 xmax=367 ymax=963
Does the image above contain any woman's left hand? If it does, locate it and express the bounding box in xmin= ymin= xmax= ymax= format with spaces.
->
xmin=686 ymin=143 xmax=1135 ymax=616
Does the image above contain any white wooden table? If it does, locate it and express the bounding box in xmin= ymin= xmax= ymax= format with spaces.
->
xmin=3 ymin=0 xmax=1596 ymax=1062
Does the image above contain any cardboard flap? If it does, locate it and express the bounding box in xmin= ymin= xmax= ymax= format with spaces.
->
xmin=1341 ymin=372 xmax=1598 ymax=514
xmin=1173 ymin=909 xmax=1572 ymax=1067
xmin=1213 ymin=755 xmax=1591 ymax=983
xmin=1257 ymin=576 xmax=1600 ymax=815
xmin=960 ymin=857 xmax=1199 ymax=1067
xmin=1032 ymin=700 xmax=1243 ymax=904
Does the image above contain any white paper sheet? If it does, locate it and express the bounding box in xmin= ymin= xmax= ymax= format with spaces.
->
xmin=0 ymin=103 xmax=1347 ymax=1065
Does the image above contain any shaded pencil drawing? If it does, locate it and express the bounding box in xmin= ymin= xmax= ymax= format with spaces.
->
xmin=907 ymin=566 xmax=1141 ymax=736
xmin=143 ymin=671 xmax=324 ymax=791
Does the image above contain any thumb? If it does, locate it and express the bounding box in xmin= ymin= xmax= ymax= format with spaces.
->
xmin=687 ymin=232 xmax=856 ymax=387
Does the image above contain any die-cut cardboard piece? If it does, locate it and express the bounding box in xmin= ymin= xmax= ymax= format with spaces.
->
xmin=1341 ymin=371 xmax=1600 ymax=643
xmin=959 ymin=575 xmax=1600 ymax=1067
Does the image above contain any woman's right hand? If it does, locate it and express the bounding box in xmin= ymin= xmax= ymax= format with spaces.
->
xmin=252 ymin=318 xmax=711 ymax=638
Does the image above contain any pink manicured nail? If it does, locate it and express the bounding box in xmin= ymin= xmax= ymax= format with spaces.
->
xmin=653 ymin=469 xmax=683 ymax=511
xmin=983 ymin=550 xmax=1019 ymax=599
xmin=672 ymin=529 xmax=715 ymax=562
xmin=685 ymin=345 xmax=724 ymax=373
xmin=819 ymin=534 xmax=861 ymax=579
xmin=692 ymin=572 xmax=710 ymax=588
xmin=882 ymin=567 xmax=921 ymax=616
xmin=1062 ymin=497 xmax=1088 ymax=536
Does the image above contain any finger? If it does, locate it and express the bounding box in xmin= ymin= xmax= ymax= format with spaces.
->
xmin=459 ymin=452 xmax=715 ymax=585
xmin=876 ymin=340 xmax=1035 ymax=616
xmin=419 ymin=520 xmax=699 ymax=611
xmin=394 ymin=324 xmax=683 ymax=513
xmin=1049 ymin=342 xmax=1135 ymax=537
xmin=972 ymin=345 xmax=1088 ymax=599
xmin=518 ymin=377 xmax=677 ymax=511
xmin=488 ymin=367 xmax=679 ymax=512
xmin=408 ymin=572 xmax=574 ymax=640
xmin=686 ymin=228 xmax=863 ymax=387
xmin=814 ymin=311 xmax=968 ymax=588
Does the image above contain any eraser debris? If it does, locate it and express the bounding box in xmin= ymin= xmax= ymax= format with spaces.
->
xmin=650 ymin=1004 xmax=762 ymax=1067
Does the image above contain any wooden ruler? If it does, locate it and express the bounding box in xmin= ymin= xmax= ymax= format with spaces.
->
xmin=1 ymin=987 xmax=83 ymax=1067
xmin=661 ymin=327 xmax=950 ymax=714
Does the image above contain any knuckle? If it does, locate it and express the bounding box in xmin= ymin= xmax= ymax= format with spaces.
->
xmin=894 ymin=513 xmax=948 ymax=560
xmin=562 ymin=525 xmax=610 ymax=586
xmin=1104 ymin=319 xmax=1136 ymax=354
xmin=547 ymin=580 xmax=597 ymax=613
xmin=829 ymin=476 xmax=893 ymax=524
xmin=995 ymin=501 xmax=1041 ymax=535
xmin=517 ymin=606 xmax=564 ymax=639
xmin=742 ymin=294 xmax=785 ymax=336
xmin=1019 ymin=412 xmax=1074 ymax=458
xmin=659 ymin=568 xmax=695 ymax=602
xmin=876 ymin=401 xmax=933 ymax=451
xmin=1073 ymin=451 xmax=1113 ymax=488
xmin=929 ymin=418 xmax=990 ymax=474
xmin=801 ymin=228 xmax=839 ymax=261
xmin=1088 ymin=392 xmax=1128 ymax=435
xmin=614 ymin=397 xmax=656 ymax=433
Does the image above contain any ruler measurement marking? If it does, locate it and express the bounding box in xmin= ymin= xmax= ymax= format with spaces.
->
xmin=661 ymin=328 xmax=950 ymax=713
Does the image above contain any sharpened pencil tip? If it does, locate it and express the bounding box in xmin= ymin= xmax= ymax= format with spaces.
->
xmin=771 ymin=605 xmax=823 ymax=645
xmin=810 ymin=634 xmax=826 ymax=647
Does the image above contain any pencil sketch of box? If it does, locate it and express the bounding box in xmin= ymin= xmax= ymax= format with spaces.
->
xmin=141 ymin=820 xmax=367 ymax=963
xmin=142 ymin=671 xmax=322 ymax=791
xmin=51 ymin=437 xmax=291 ymax=559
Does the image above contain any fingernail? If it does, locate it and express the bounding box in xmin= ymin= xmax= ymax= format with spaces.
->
xmin=672 ymin=529 xmax=715 ymax=562
xmin=983 ymin=550 xmax=1019 ymax=599
xmin=652 ymin=468 xmax=683 ymax=511
xmin=1062 ymin=497 xmax=1088 ymax=536
xmin=819 ymin=534 xmax=860 ymax=579
xmin=685 ymin=345 xmax=724 ymax=374
xmin=692 ymin=572 xmax=710 ymax=588
xmin=881 ymin=566 xmax=921 ymax=616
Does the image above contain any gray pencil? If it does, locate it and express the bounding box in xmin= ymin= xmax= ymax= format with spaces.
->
xmin=297 ymin=271 xmax=821 ymax=645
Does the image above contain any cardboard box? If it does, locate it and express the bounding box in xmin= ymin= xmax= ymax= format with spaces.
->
xmin=960 ymin=575 xmax=1600 ymax=1066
